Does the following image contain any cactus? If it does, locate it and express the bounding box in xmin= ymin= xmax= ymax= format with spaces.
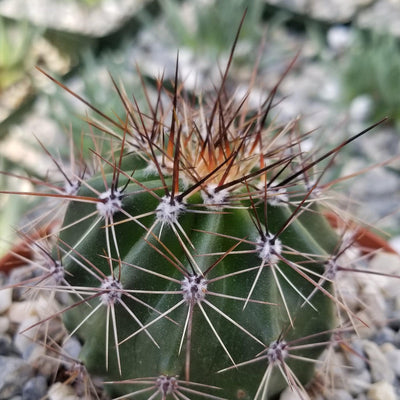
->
xmin=1 ymin=15 xmax=398 ymax=400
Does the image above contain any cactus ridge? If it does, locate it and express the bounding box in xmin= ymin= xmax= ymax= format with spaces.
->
xmin=1 ymin=18 xmax=399 ymax=400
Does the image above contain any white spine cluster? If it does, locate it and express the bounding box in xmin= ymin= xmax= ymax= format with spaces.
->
xmin=96 ymin=188 xmax=123 ymax=218
xmin=181 ymin=274 xmax=208 ymax=304
xmin=156 ymin=375 xmax=179 ymax=396
xmin=256 ymin=233 xmax=282 ymax=264
xmin=63 ymin=180 xmax=81 ymax=196
xmin=156 ymin=195 xmax=186 ymax=225
xmin=100 ymin=276 xmax=123 ymax=306
xmin=325 ymin=259 xmax=339 ymax=280
xmin=266 ymin=340 xmax=288 ymax=364
xmin=201 ymin=183 xmax=229 ymax=209
xmin=49 ymin=260 xmax=65 ymax=285
xmin=267 ymin=187 xmax=289 ymax=207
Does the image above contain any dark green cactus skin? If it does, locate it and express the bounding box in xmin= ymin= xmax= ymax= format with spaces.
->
xmin=60 ymin=153 xmax=338 ymax=399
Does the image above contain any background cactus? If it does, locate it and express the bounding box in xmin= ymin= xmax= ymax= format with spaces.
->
xmin=1 ymin=10 xmax=398 ymax=400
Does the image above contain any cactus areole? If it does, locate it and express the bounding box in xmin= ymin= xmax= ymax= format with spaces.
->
xmin=57 ymin=22 xmax=364 ymax=400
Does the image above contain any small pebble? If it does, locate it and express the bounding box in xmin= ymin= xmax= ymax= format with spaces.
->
xmin=8 ymin=267 xmax=36 ymax=301
xmin=13 ymin=316 xmax=40 ymax=358
xmin=279 ymin=387 xmax=302 ymax=400
xmin=373 ymin=327 xmax=395 ymax=345
xmin=8 ymin=297 xmax=59 ymax=325
xmin=0 ymin=289 xmax=13 ymax=314
xmin=346 ymin=369 xmax=371 ymax=395
xmin=0 ymin=356 xmax=34 ymax=399
xmin=346 ymin=339 xmax=366 ymax=372
xmin=22 ymin=376 xmax=48 ymax=400
xmin=47 ymin=382 xmax=77 ymax=400
xmin=382 ymin=343 xmax=400 ymax=377
xmin=363 ymin=340 xmax=395 ymax=383
xmin=0 ymin=334 xmax=20 ymax=357
xmin=0 ymin=273 xmax=6 ymax=286
xmin=327 ymin=25 xmax=353 ymax=53
xmin=349 ymin=94 xmax=373 ymax=122
xmin=394 ymin=330 xmax=400 ymax=348
xmin=326 ymin=389 xmax=353 ymax=400
xmin=367 ymin=381 xmax=397 ymax=400
xmin=62 ymin=336 xmax=81 ymax=361
xmin=7 ymin=302 xmax=37 ymax=324
xmin=355 ymin=395 xmax=368 ymax=400
xmin=0 ymin=317 xmax=9 ymax=334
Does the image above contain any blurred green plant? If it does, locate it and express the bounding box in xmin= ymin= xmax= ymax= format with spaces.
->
xmin=342 ymin=30 xmax=400 ymax=127
xmin=159 ymin=0 xmax=264 ymax=56
xmin=0 ymin=17 xmax=39 ymax=91
xmin=70 ymin=0 xmax=103 ymax=6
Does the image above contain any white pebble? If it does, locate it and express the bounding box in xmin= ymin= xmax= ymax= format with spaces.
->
xmin=0 ymin=316 xmax=10 ymax=333
xmin=326 ymin=389 xmax=353 ymax=400
xmin=349 ymin=94 xmax=373 ymax=122
xmin=0 ymin=288 xmax=13 ymax=314
xmin=346 ymin=369 xmax=371 ymax=395
xmin=347 ymin=339 xmax=367 ymax=372
xmin=62 ymin=336 xmax=82 ymax=362
xmin=8 ymin=301 xmax=38 ymax=324
xmin=13 ymin=315 xmax=40 ymax=357
xmin=279 ymin=387 xmax=303 ymax=400
xmin=382 ymin=343 xmax=400 ymax=377
xmin=367 ymin=381 xmax=397 ymax=400
xmin=327 ymin=25 xmax=353 ymax=52
xmin=363 ymin=341 xmax=395 ymax=383
xmin=8 ymin=297 xmax=60 ymax=324
xmin=48 ymin=382 xmax=77 ymax=400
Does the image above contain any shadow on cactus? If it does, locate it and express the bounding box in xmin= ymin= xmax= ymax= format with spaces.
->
xmin=1 ymin=12 xmax=398 ymax=400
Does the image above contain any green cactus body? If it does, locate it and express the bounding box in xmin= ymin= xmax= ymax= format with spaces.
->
xmin=59 ymin=119 xmax=339 ymax=399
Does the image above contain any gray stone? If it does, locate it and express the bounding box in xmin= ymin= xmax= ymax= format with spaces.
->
xmin=346 ymin=368 xmax=371 ymax=395
xmin=47 ymin=382 xmax=77 ymax=400
xmin=0 ymin=356 xmax=34 ymax=399
xmin=357 ymin=0 xmax=400 ymax=37
xmin=389 ymin=236 xmax=400 ymax=255
xmin=394 ymin=330 xmax=400 ymax=348
xmin=61 ymin=336 xmax=81 ymax=362
xmin=8 ymin=267 xmax=37 ymax=301
xmin=349 ymin=94 xmax=374 ymax=122
xmin=0 ymin=288 xmax=12 ymax=314
xmin=265 ymin=0 xmax=374 ymax=23
xmin=373 ymin=327 xmax=396 ymax=345
xmin=363 ymin=340 xmax=395 ymax=383
xmin=327 ymin=25 xmax=354 ymax=53
xmin=0 ymin=335 xmax=20 ymax=357
xmin=279 ymin=387 xmax=303 ymax=400
xmin=310 ymin=0 xmax=359 ymax=22
xmin=0 ymin=0 xmax=148 ymax=37
xmin=326 ymin=389 xmax=353 ymax=400
xmin=22 ymin=376 xmax=48 ymax=400
xmin=367 ymin=381 xmax=397 ymax=400
xmin=0 ymin=317 xmax=9 ymax=334
xmin=347 ymin=339 xmax=367 ymax=372
xmin=383 ymin=344 xmax=400 ymax=377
